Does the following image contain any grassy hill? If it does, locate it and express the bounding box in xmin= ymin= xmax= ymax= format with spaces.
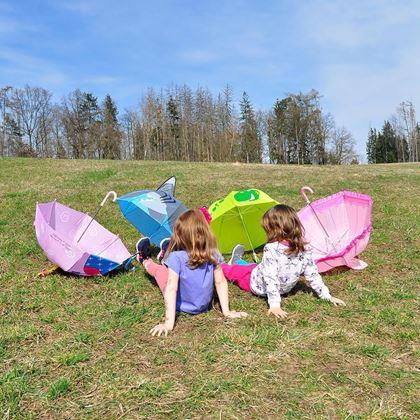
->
xmin=0 ymin=158 xmax=419 ymax=418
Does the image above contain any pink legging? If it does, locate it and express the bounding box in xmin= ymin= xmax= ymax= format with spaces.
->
xmin=144 ymin=260 xmax=168 ymax=293
xmin=221 ymin=263 xmax=258 ymax=293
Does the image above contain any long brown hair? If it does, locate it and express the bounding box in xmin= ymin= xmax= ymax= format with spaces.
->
xmin=166 ymin=209 xmax=219 ymax=268
xmin=262 ymin=204 xmax=306 ymax=255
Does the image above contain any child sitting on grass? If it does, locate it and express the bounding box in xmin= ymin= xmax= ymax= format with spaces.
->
xmin=136 ymin=209 xmax=248 ymax=336
xmin=221 ymin=204 xmax=346 ymax=319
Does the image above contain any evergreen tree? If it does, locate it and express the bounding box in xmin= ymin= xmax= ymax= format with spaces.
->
xmin=166 ymin=95 xmax=181 ymax=160
xmin=239 ymin=92 xmax=261 ymax=163
xmin=366 ymin=128 xmax=377 ymax=163
xmin=377 ymin=121 xmax=398 ymax=163
xmin=101 ymin=94 xmax=121 ymax=159
xmin=82 ymin=92 xmax=101 ymax=158
xmin=268 ymin=99 xmax=288 ymax=164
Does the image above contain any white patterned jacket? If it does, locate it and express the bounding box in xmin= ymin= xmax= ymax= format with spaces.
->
xmin=250 ymin=241 xmax=331 ymax=308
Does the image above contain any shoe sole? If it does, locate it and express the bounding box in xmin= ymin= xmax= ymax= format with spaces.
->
xmin=136 ymin=237 xmax=150 ymax=262
xmin=157 ymin=238 xmax=170 ymax=262
xmin=228 ymin=244 xmax=244 ymax=265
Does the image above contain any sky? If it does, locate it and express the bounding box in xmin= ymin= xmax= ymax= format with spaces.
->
xmin=1 ymin=0 xmax=420 ymax=157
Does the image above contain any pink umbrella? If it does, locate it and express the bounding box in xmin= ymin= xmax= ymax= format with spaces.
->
xmin=298 ymin=187 xmax=373 ymax=273
xmin=34 ymin=194 xmax=132 ymax=276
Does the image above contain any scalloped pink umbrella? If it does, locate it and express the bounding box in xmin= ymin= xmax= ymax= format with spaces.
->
xmin=298 ymin=187 xmax=373 ymax=272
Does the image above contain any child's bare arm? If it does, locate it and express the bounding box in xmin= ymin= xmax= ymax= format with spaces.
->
xmin=150 ymin=269 xmax=179 ymax=336
xmin=214 ymin=266 xmax=248 ymax=319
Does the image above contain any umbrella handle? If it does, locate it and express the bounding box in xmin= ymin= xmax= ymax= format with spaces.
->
xmin=300 ymin=186 xmax=314 ymax=204
xmin=101 ymin=191 xmax=117 ymax=207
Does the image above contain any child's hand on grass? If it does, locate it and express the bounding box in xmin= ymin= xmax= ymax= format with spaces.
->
xmin=224 ymin=310 xmax=248 ymax=319
xmin=150 ymin=323 xmax=173 ymax=337
xmin=267 ymin=307 xmax=288 ymax=319
xmin=330 ymin=296 xmax=346 ymax=306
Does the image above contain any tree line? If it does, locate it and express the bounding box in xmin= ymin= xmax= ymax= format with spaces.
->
xmin=366 ymin=101 xmax=419 ymax=164
xmin=0 ymin=84 xmax=358 ymax=164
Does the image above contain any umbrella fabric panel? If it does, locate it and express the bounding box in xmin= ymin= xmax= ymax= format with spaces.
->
xmin=82 ymin=255 xmax=121 ymax=276
xmin=210 ymin=189 xmax=277 ymax=219
xmin=343 ymin=192 xmax=372 ymax=238
xmin=40 ymin=201 xmax=125 ymax=260
xmin=149 ymin=223 xmax=173 ymax=245
xmin=211 ymin=208 xmax=253 ymax=253
xmin=72 ymin=216 xmax=128 ymax=261
xmin=209 ymin=189 xmax=278 ymax=254
xmin=95 ymin=237 xmax=131 ymax=264
xmin=35 ymin=203 xmax=86 ymax=271
xmin=117 ymin=197 xmax=172 ymax=245
xmin=68 ymin=252 xmax=91 ymax=275
xmin=35 ymin=201 xmax=131 ymax=275
xmin=117 ymin=189 xmax=187 ymax=246
xmin=166 ymin=201 xmax=188 ymax=227
xmin=298 ymin=191 xmax=372 ymax=272
xmin=212 ymin=210 xmax=270 ymax=253
xmin=43 ymin=201 xmax=86 ymax=239
xmin=300 ymin=195 xmax=351 ymax=260
xmin=68 ymin=254 xmax=121 ymax=276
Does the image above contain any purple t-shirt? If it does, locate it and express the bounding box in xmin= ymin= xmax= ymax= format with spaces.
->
xmin=165 ymin=250 xmax=223 ymax=314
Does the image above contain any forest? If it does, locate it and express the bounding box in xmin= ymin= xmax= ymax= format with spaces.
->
xmin=0 ymin=84 xmax=355 ymax=164
xmin=366 ymin=101 xmax=419 ymax=163
xmin=0 ymin=84 xmax=418 ymax=164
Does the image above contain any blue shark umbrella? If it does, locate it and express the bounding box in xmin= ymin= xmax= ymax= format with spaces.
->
xmin=117 ymin=177 xmax=188 ymax=245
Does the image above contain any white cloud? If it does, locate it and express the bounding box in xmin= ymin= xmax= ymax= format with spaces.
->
xmin=297 ymin=0 xmax=420 ymax=48
xmin=322 ymin=47 xmax=420 ymax=149
xmin=0 ymin=48 xmax=69 ymax=88
xmin=293 ymin=0 xmax=420 ymax=155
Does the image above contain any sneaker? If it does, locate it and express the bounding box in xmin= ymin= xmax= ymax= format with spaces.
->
xmin=157 ymin=237 xmax=171 ymax=263
xmin=136 ymin=237 xmax=151 ymax=263
xmin=228 ymin=244 xmax=245 ymax=265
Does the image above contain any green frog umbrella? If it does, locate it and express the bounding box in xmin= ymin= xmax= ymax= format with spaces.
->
xmin=209 ymin=189 xmax=278 ymax=260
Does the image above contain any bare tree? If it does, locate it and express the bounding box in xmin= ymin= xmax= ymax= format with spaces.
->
xmin=8 ymin=85 xmax=52 ymax=156
xmin=328 ymin=126 xmax=357 ymax=164
xmin=397 ymin=101 xmax=418 ymax=162
xmin=0 ymin=86 xmax=13 ymax=156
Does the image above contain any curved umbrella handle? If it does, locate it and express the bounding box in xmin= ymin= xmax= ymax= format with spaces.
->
xmin=300 ymin=186 xmax=314 ymax=204
xmin=101 ymin=191 xmax=117 ymax=207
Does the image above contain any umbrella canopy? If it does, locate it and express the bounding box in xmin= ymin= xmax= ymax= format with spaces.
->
xmin=116 ymin=177 xmax=188 ymax=246
xmin=209 ymin=189 xmax=278 ymax=256
xmin=298 ymin=188 xmax=373 ymax=272
xmin=34 ymin=201 xmax=131 ymax=276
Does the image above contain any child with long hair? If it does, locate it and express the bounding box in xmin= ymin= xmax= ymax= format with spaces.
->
xmin=136 ymin=209 xmax=247 ymax=336
xmin=221 ymin=204 xmax=345 ymax=319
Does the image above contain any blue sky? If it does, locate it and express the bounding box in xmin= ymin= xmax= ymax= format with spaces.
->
xmin=1 ymin=0 xmax=419 ymax=156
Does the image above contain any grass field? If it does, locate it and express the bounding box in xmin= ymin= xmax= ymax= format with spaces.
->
xmin=0 ymin=158 xmax=419 ymax=419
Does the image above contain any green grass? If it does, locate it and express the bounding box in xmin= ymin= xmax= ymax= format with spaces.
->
xmin=0 ymin=157 xmax=419 ymax=418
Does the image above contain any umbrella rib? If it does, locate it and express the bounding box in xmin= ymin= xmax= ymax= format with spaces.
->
xmin=308 ymin=203 xmax=340 ymax=254
xmin=96 ymin=236 xmax=120 ymax=257
xmin=214 ymin=212 xmax=228 ymax=250
xmin=309 ymin=243 xmax=328 ymax=254
xmin=235 ymin=206 xmax=256 ymax=258
xmin=76 ymin=205 xmax=102 ymax=243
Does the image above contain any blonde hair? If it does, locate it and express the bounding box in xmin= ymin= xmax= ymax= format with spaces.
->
xmin=262 ymin=204 xmax=306 ymax=255
xmin=166 ymin=209 xmax=219 ymax=268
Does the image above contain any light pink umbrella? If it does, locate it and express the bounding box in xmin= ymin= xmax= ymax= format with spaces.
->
xmin=298 ymin=187 xmax=373 ymax=272
xmin=34 ymin=193 xmax=132 ymax=276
